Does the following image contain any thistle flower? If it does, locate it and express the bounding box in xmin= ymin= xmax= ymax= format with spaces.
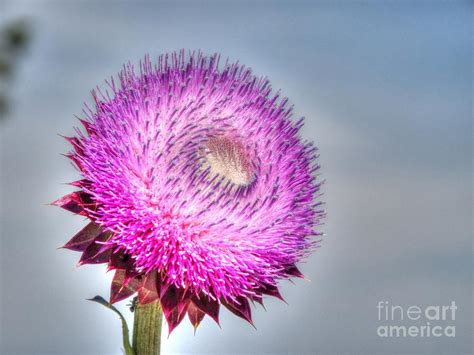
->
xmin=55 ymin=51 xmax=324 ymax=334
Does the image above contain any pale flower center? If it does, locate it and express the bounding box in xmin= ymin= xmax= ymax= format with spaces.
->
xmin=203 ymin=136 xmax=253 ymax=186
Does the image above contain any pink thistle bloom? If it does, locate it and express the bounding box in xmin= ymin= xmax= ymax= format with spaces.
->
xmin=55 ymin=51 xmax=324 ymax=334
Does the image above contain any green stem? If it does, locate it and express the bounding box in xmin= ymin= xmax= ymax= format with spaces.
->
xmin=133 ymin=301 xmax=163 ymax=355
xmin=87 ymin=296 xmax=134 ymax=355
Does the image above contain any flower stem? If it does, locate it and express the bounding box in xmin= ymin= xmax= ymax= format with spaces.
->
xmin=133 ymin=300 xmax=163 ymax=355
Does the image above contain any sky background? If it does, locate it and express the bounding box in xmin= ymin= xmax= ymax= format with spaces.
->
xmin=0 ymin=1 xmax=472 ymax=354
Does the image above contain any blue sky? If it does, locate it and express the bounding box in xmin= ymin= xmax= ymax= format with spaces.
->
xmin=1 ymin=1 xmax=472 ymax=354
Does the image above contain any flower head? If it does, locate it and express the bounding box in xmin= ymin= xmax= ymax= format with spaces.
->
xmin=55 ymin=51 xmax=324 ymax=333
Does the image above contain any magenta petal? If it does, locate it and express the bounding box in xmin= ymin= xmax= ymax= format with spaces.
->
xmin=192 ymin=295 xmax=220 ymax=324
xmin=110 ymin=270 xmax=142 ymax=304
xmin=222 ymin=297 xmax=252 ymax=324
xmin=187 ymin=302 xmax=205 ymax=332
xmin=137 ymin=271 xmax=159 ymax=304
xmin=62 ymin=222 xmax=102 ymax=252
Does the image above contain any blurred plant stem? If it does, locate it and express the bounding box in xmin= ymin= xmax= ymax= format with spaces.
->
xmin=0 ymin=18 xmax=31 ymax=120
